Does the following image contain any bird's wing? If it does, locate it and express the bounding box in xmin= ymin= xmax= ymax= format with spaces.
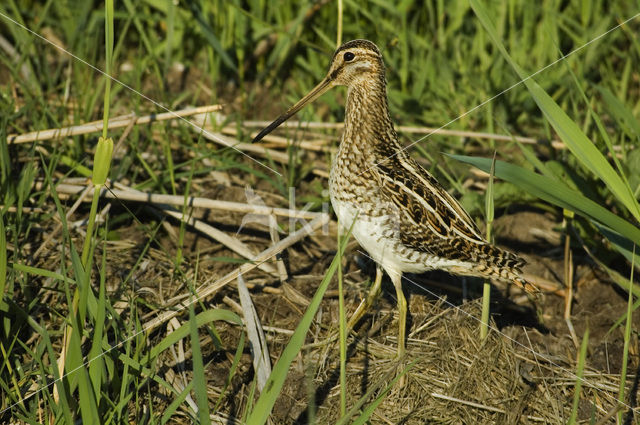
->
xmin=374 ymin=151 xmax=487 ymax=254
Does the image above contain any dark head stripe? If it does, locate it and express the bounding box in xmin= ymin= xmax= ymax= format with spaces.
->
xmin=332 ymin=39 xmax=381 ymax=60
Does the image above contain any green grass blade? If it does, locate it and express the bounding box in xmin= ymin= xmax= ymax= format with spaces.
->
xmin=88 ymin=247 xmax=108 ymax=406
xmin=336 ymin=362 xmax=415 ymax=425
xmin=617 ymin=246 xmax=635 ymax=423
xmin=450 ymin=155 xmax=640 ymax=243
xmin=110 ymin=347 xmax=183 ymax=395
xmin=186 ymin=2 xmax=238 ymax=73
xmin=70 ymin=247 xmax=91 ymax=325
xmin=11 ymin=263 xmax=75 ymax=284
xmin=562 ymin=59 xmax=636 ymax=217
xmin=607 ymin=297 xmax=640 ymax=336
xmin=67 ymin=300 xmax=100 ymax=423
xmin=596 ymin=85 xmax=640 ymax=141
xmin=469 ymin=0 xmax=640 ymax=223
xmin=245 ymin=232 xmax=350 ymax=425
xmin=116 ymin=325 xmax=133 ymax=422
xmin=161 ymin=380 xmax=195 ymax=425
xmin=1 ymin=213 xmax=9 ymax=305
xmin=39 ymin=321 xmax=74 ymax=425
xmin=480 ymin=153 xmax=496 ymax=340
xmin=593 ymin=223 xmax=640 ymax=279
xmin=567 ymin=327 xmax=589 ymax=425
xmin=213 ymin=331 xmax=246 ymax=413
xmin=337 ymin=228 xmax=347 ymax=416
xmin=103 ymin=0 xmax=113 ymax=138
xmin=189 ymin=302 xmax=211 ymax=425
xmin=584 ymin=235 xmax=640 ymax=299
xmin=149 ymin=309 xmax=242 ymax=360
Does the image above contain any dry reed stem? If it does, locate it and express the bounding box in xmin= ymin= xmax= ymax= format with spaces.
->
xmin=46 ymin=182 xmax=561 ymax=298
xmin=142 ymin=213 xmax=329 ymax=334
xmin=430 ymin=392 xmax=546 ymax=421
xmin=0 ymin=33 xmax=31 ymax=81
xmin=49 ymin=182 xmax=324 ymax=219
xmin=242 ymin=120 xmax=567 ymax=150
xmin=225 ymin=126 xmax=332 ymax=152
xmin=189 ymin=115 xmax=291 ymax=163
xmin=160 ymin=207 xmax=277 ymax=275
xmin=33 ymin=184 xmax=93 ymax=259
xmin=0 ymin=206 xmax=46 ymax=213
xmin=42 ymin=180 xmax=327 ymax=277
xmin=237 ymin=274 xmax=272 ymax=391
xmin=8 ymin=105 xmax=222 ymax=144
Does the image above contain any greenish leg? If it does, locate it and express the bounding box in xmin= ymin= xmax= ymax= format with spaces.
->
xmin=390 ymin=271 xmax=406 ymax=358
xmin=347 ymin=266 xmax=383 ymax=330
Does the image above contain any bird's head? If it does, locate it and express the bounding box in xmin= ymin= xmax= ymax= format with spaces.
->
xmin=251 ymin=39 xmax=385 ymax=144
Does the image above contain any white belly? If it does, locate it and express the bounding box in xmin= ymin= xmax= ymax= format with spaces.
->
xmin=331 ymin=196 xmax=471 ymax=277
xmin=331 ymin=197 xmax=419 ymax=275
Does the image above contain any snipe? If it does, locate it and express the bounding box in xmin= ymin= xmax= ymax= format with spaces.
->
xmin=252 ymin=39 xmax=534 ymax=357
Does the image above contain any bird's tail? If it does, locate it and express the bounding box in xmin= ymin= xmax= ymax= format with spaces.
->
xmin=449 ymin=244 xmax=538 ymax=293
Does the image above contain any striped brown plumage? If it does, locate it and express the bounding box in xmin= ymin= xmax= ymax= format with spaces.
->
xmin=253 ymin=39 xmax=535 ymax=357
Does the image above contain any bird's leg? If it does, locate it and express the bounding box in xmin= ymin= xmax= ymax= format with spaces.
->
xmin=303 ymin=266 xmax=384 ymax=351
xmin=347 ymin=265 xmax=383 ymax=330
xmin=390 ymin=271 xmax=406 ymax=358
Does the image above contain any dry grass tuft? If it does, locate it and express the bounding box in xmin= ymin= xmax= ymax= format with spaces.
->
xmin=308 ymin=300 xmax=620 ymax=424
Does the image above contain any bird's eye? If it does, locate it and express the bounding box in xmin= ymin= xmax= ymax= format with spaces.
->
xmin=343 ymin=52 xmax=355 ymax=61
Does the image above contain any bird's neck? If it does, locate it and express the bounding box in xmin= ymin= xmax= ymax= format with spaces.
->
xmin=342 ymin=78 xmax=398 ymax=155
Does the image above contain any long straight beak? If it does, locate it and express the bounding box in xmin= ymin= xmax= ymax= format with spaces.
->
xmin=252 ymin=76 xmax=335 ymax=143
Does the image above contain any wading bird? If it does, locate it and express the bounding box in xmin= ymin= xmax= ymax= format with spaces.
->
xmin=252 ymin=39 xmax=533 ymax=357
